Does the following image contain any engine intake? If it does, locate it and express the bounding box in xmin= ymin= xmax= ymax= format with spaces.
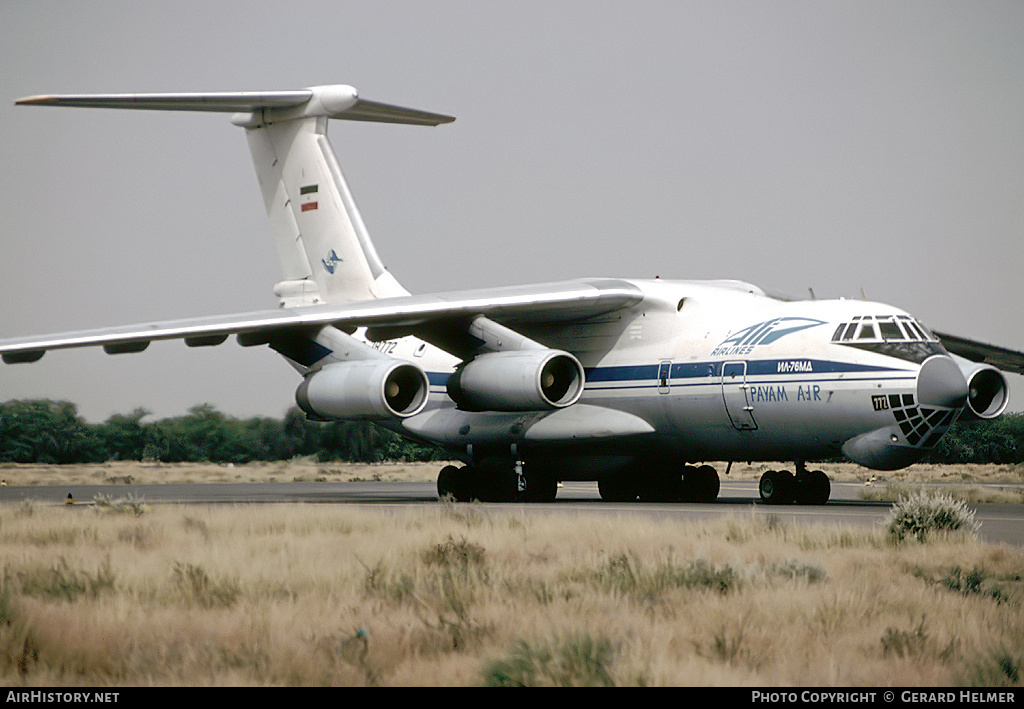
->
xmin=447 ymin=350 xmax=585 ymax=412
xmin=960 ymin=363 xmax=1009 ymax=420
xmin=296 ymin=360 xmax=430 ymax=420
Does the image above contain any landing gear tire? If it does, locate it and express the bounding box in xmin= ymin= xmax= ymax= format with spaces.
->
xmin=759 ymin=470 xmax=794 ymax=505
xmin=477 ymin=469 xmax=518 ymax=502
xmin=598 ymin=475 xmax=639 ymax=502
xmin=440 ymin=461 xmax=559 ymax=503
xmin=794 ymin=469 xmax=831 ymax=505
xmin=522 ymin=473 xmax=559 ymax=503
xmin=683 ymin=465 xmax=720 ymax=503
xmin=437 ymin=465 xmax=476 ymax=502
xmin=638 ymin=469 xmax=684 ymax=502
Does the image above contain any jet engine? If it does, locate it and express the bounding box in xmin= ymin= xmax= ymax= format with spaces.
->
xmin=447 ymin=349 xmax=585 ymax=411
xmin=295 ymin=359 xmax=430 ymax=420
xmin=955 ymin=358 xmax=1009 ymax=420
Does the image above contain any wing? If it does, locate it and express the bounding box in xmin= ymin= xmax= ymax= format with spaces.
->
xmin=935 ymin=331 xmax=1024 ymax=376
xmin=0 ymin=279 xmax=643 ymax=364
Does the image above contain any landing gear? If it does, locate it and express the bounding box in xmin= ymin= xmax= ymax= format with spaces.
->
xmin=598 ymin=474 xmax=639 ymax=502
xmin=599 ymin=463 xmax=721 ymax=503
xmin=437 ymin=464 xmax=474 ymax=501
xmin=436 ymin=461 xmax=558 ymax=503
xmin=683 ymin=464 xmax=721 ymax=503
xmin=758 ymin=469 xmax=794 ymax=504
xmin=637 ymin=466 xmax=685 ymax=502
xmin=440 ymin=459 xmax=727 ymax=504
xmin=794 ymin=469 xmax=831 ymax=505
xmin=758 ymin=464 xmax=831 ymax=505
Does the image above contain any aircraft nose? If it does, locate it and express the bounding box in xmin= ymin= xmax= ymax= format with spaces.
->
xmin=917 ymin=354 xmax=968 ymax=409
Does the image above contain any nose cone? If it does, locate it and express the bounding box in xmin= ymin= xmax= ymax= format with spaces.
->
xmin=917 ymin=355 xmax=968 ymax=409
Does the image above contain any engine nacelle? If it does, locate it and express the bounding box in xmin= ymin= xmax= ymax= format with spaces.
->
xmin=956 ymin=360 xmax=1010 ymax=420
xmin=295 ymin=360 xmax=430 ymax=420
xmin=447 ymin=350 xmax=585 ymax=412
xmin=958 ymin=362 xmax=1007 ymax=418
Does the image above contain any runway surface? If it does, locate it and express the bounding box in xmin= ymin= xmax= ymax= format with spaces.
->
xmin=3 ymin=479 xmax=1022 ymax=546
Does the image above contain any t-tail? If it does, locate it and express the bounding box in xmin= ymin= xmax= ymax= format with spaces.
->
xmin=16 ymin=85 xmax=455 ymax=306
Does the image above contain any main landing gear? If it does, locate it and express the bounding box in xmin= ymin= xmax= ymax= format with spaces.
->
xmin=758 ymin=463 xmax=831 ymax=505
xmin=437 ymin=460 xmax=727 ymax=504
xmin=436 ymin=461 xmax=559 ymax=503
xmin=437 ymin=460 xmax=831 ymax=505
xmin=599 ymin=464 xmax=721 ymax=503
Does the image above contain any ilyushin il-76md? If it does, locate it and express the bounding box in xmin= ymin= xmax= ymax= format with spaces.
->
xmin=3 ymin=85 xmax=1023 ymax=504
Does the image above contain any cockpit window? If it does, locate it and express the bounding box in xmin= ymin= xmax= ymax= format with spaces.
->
xmin=877 ymin=317 xmax=904 ymax=341
xmin=903 ymin=320 xmax=924 ymax=340
xmin=832 ymin=315 xmax=937 ymax=344
xmin=856 ymin=321 xmax=878 ymax=340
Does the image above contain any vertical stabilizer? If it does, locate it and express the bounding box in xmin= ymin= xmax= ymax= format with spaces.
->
xmin=16 ymin=85 xmax=455 ymax=306
xmin=244 ymin=115 xmax=404 ymax=304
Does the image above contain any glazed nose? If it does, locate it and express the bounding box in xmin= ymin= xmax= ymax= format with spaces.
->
xmin=917 ymin=355 xmax=968 ymax=409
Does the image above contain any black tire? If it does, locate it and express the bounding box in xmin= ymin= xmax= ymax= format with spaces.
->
xmin=523 ymin=473 xmax=559 ymax=502
xmin=437 ymin=465 xmax=471 ymax=501
xmin=759 ymin=470 xmax=794 ymax=504
xmin=795 ymin=469 xmax=831 ymax=505
xmin=638 ymin=469 xmax=684 ymax=502
xmin=477 ymin=469 xmax=518 ymax=502
xmin=685 ymin=464 xmax=720 ymax=503
xmin=598 ymin=475 xmax=639 ymax=502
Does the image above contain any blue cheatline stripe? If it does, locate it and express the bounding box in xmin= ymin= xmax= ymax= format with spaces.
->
xmin=585 ymin=358 xmax=904 ymax=384
xmin=424 ymin=359 xmax=908 ymax=394
xmin=584 ymin=364 xmax=661 ymax=382
xmin=427 ymin=371 xmax=451 ymax=386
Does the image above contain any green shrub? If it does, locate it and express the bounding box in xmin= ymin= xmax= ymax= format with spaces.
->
xmin=483 ymin=633 xmax=617 ymax=687
xmin=885 ymin=491 xmax=980 ymax=543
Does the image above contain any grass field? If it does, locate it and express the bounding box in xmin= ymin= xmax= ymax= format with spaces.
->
xmin=2 ymin=459 xmax=1023 ymax=487
xmin=0 ymin=461 xmax=1021 ymax=686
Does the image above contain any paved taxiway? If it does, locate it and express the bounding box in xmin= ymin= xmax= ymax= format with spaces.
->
xmin=2 ymin=479 xmax=1021 ymax=546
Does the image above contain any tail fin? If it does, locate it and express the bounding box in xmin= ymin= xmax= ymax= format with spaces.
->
xmin=16 ymin=85 xmax=454 ymax=305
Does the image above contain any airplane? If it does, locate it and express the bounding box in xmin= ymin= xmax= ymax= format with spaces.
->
xmin=3 ymin=84 xmax=1023 ymax=505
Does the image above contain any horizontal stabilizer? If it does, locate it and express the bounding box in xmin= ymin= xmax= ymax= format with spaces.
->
xmin=15 ymin=91 xmax=313 ymax=112
xmin=16 ymin=85 xmax=455 ymax=126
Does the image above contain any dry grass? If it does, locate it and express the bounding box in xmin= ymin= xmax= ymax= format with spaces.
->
xmin=2 ymin=460 xmax=1022 ymax=487
xmin=0 ymin=460 xmax=446 ymax=486
xmin=1 ymin=498 xmax=1022 ymax=686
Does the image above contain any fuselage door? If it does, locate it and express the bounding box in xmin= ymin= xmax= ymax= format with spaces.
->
xmin=658 ymin=360 xmax=672 ymax=394
xmin=721 ymin=360 xmax=757 ymax=430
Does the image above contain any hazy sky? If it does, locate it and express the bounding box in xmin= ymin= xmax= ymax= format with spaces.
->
xmin=1 ymin=1 xmax=1022 ymax=422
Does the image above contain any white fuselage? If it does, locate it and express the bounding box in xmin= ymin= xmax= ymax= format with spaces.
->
xmin=341 ymin=277 xmax=966 ymax=475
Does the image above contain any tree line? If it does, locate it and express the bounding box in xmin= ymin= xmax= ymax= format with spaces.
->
xmin=0 ymin=398 xmax=1021 ymax=466
xmin=0 ymin=400 xmax=440 ymax=465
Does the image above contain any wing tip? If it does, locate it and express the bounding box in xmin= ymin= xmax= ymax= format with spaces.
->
xmin=15 ymin=95 xmax=56 ymax=106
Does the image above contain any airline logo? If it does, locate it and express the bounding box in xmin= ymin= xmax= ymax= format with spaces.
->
xmin=711 ymin=317 xmax=825 ymax=357
xmin=321 ymin=249 xmax=343 ymax=274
